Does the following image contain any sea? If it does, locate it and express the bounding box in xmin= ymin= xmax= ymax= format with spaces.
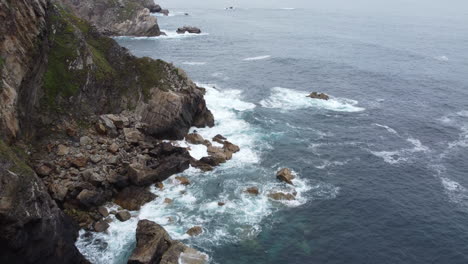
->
xmin=76 ymin=7 xmax=468 ymax=264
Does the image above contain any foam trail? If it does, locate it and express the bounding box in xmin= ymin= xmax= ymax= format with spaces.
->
xmin=182 ymin=62 xmax=207 ymax=66
xmin=243 ymin=55 xmax=271 ymax=61
xmin=374 ymin=123 xmax=399 ymax=135
xmin=369 ymin=137 xmax=429 ymax=164
xmin=260 ymin=87 xmax=365 ymax=112
xmin=113 ymin=30 xmax=209 ymax=40
xmin=434 ymin=55 xmax=449 ymax=62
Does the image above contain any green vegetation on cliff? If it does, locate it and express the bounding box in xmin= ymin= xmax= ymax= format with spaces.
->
xmin=0 ymin=140 xmax=34 ymax=177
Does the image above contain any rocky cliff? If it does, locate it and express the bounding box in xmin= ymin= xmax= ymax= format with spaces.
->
xmin=59 ymin=0 xmax=164 ymax=36
xmin=0 ymin=0 xmax=214 ymax=262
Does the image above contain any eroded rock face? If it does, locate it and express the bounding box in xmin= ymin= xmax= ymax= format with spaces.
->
xmin=128 ymin=220 xmax=207 ymax=264
xmin=177 ymin=26 xmax=202 ymax=34
xmin=60 ymin=0 xmax=163 ymax=36
xmin=0 ymin=141 xmax=87 ymax=263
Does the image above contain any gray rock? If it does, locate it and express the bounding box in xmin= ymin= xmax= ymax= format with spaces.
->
xmin=80 ymin=136 xmax=93 ymax=146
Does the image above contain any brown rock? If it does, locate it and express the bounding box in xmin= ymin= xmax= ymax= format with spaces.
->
xmin=245 ymin=187 xmax=259 ymax=196
xmin=114 ymin=186 xmax=157 ymax=211
xmin=177 ymin=26 xmax=201 ymax=34
xmin=185 ymin=133 xmax=205 ymax=145
xmin=106 ymin=114 xmax=129 ymax=128
xmin=98 ymin=206 xmax=109 ymax=217
xmin=267 ymin=192 xmax=296 ymax=201
xmin=164 ymin=198 xmax=173 ymax=204
xmin=218 ymin=202 xmax=225 ymax=206
xmin=68 ymin=156 xmax=88 ymax=168
xmin=175 ymin=176 xmax=190 ymax=185
xmin=95 ymin=123 xmax=107 ymax=135
xmin=307 ymin=92 xmax=330 ymax=100
xmin=108 ymin=143 xmax=119 ymax=154
xmin=128 ymin=220 xmax=172 ymax=264
xmin=223 ymin=141 xmax=240 ymax=153
xmin=124 ymin=128 xmax=144 ymax=144
xmin=116 ymin=210 xmax=131 ymax=222
xmin=57 ymin=144 xmax=70 ymax=156
xmin=77 ymin=189 xmax=106 ymax=208
xmin=155 ymin=182 xmax=164 ymax=189
xmin=212 ymin=134 xmax=226 ymax=144
xmin=186 ymin=226 xmax=203 ymax=236
xmin=276 ymin=168 xmax=295 ymax=185
xmin=94 ymin=220 xmax=110 ymax=232
xmin=35 ymin=164 xmax=53 ymax=177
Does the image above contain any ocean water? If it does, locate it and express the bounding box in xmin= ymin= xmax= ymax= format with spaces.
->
xmin=77 ymin=8 xmax=468 ymax=264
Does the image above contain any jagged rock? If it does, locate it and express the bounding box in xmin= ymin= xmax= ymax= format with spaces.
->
xmin=108 ymin=155 xmax=120 ymax=165
xmin=77 ymin=189 xmax=106 ymax=209
xmin=0 ymin=141 xmax=86 ymax=263
xmin=124 ymin=128 xmax=144 ymax=144
xmin=129 ymin=220 xmax=199 ymax=264
xmin=190 ymin=158 xmax=214 ymax=171
xmin=95 ymin=123 xmax=107 ymax=135
xmin=307 ymin=92 xmax=329 ymax=100
xmin=94 ymin=220 xmax=110 ymax=232
xmin=114 ymin=186 xmax=156 ymax=211
xmin=108 ymin=143 xmax=119 ymax=154
xmin=175 ymin=176 xmax=190 ymax=185
xmin=223 ymin=141 xmax=240 ymax=153
xmin=185 ymin=133 xmax=205 ymax=145
xmin=245 ymin=187 xmax=259 ymax=195
xmin=116 ymin=210 xmax=131 ymax=222
xmin=177 ymin=26 xmax=202 ymax=34
xmin=68 ymin=155 xmax=88 ymax=168
xmin=268 ymin=192 xmax=296 ymax=201
xmin=80 ymin=136 xmax=93 ymax=146
xmin=90 ymin=154 xmax=103 ymax=164
xmin=212 ymin=134 xmax=226 ymax=144
xmin=98 ymin=206 xmax=109 ymax=217
xmin=106 ymin=114 xmax=129 ymax=128
xmin=276 ymin=168 xmax=295 ymax=185
xmin=186 ymin=226 xmax=203 ymax=237
xmin=199 ymin=156 xmax=223 ymax=167
xmin=35 ymin=164 xmax=53 ymax=177
xmin=160 ymin=9 xmax=169 ymax=16
xmin=82 ymin=169 xmax=106 ymax=186
xmin=49 ymin=181 xmax=69 ymax=201
xmin=100 ymin=116 xmax=118 ymax=137
xmin=57 ymin=144 xmax=70 ymax=156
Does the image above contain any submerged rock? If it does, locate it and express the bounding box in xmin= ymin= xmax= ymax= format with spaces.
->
xmin=276 ymin=168 xmax=295 ymax=185
xmin=307 ymin=92 xmax=330 ymax=100
xmin=177 ymin=26 xmax=202 ymax=34
xmin=268 ymin=192 xmax=296 ymax=201
xmin=116 ymin=210 xmax=131 ymax=222
xmin=245 ymin=187 xmax=260 ymax=196
xmin=186 ymin=226 xmax=203 ymax=237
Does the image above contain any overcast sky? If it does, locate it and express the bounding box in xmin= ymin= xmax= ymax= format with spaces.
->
xmin=158 ymin=0 xmax=468 ymax=15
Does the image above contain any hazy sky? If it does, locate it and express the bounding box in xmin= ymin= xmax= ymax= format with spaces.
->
xmin=158 ymin=0 xmax=468 ymax=15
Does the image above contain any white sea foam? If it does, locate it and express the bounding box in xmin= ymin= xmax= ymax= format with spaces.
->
xmin=182 ymin=61 xmax=207 ymax=66
xmin=369 ymin=138 xmax=429 ymax=164
xmin=280 ymin=7 xmax=296 ymax=10
xmin=374 ymin=123 xmax=399 ymax=135
xmin=441 ymin=177 xmax=468 ymax=207
xmin=242 ymin=55 xmax=271 ymax=61
xmin=260 ymin=87 xmax=365 ymax=112
xmin=434 ymin=55 xmax=449 ymax=62
xmin=113 ymin=31 xmax=209 ymax=41
xmin=76 ymin=84 xmax=332 ymax=263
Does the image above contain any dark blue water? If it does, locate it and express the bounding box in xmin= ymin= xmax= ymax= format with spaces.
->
xmin=111 ymin=8 xmax=468 ymax=263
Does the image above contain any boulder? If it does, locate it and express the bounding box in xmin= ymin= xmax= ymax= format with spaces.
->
xmin=95 ymin=123 xmax=107 ymax=135
xmin=186 ymin=226 xmax=203 ymax=237
xmin=276 ymin=168 xmax=295 ymax=185
xmin=77 ymin=189 xmax=106 ymax=208
xmin=57 ymin=144 xmax=70 ymax=156
xmin=160 ymin=9 xmax=169 ymax=16
xmin=245 ymin=187 xmax=259 ymax=196
xmin=212 ymin=134 xmax=226 ymax=144
xmin=105 ymin=114 xmax=129 ymax=128
xmin=128 ymin=220 xmax=172 ymax=264
xmin=164 ymin=198 xmax=173 ymax=204
xmin=223 ymin=141 xmax=240 ymax=153
xmin=98 ymin=206 xmax=109 ymax=217
xmin=114 ymin=186 xmax=157 ymax=211
xmin=35 ymin=164 xmax=53 ymax=177
xmin=68 ymin=155 xmax=88 ymax=168
xmin=116 ymin=210 xmax=132 ymax=222
xmin=307 ymin=92 xmax=329 ymax=100
xmin=100 ymin=115 xmax=118 ymax=137
xmin=148 ymin=4 xmax=162 ymax=13
xmin=94 ymin=220 xmax=110 ymax=232
xmin=268 ymin=192 xmax=296 ymax=201
xmin=175 ymin=176 xmax=190 ymax=185
xmin=80 ymin=136 xmax=93 ymax=146
xmin=185 ymin=133 xmax=205 ymax=145
xmin=177 ymin=26 xmax=201 ymax=34
xmin=218 ymin=202 xmax=225 ymax=206
xmin=124 ymin=128 xmax=144 ymax=144
xmin=108 ymin=143 xmax=119 ymax=154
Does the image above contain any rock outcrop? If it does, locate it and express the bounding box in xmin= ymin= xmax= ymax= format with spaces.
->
xmin=307 ymin=92 xmax=330 ymax=100
xmin=59 ymin=0 xmax=164 ymax=36
xmin=276 ymin=168 xmax=295 ymax=185
xmin=0 ymin=140 xmax=87 ymax=263
xmin=129 ymin=220 xmax=207 ymax=264
xmin=177 ymin=26 xmax=202 ymax=34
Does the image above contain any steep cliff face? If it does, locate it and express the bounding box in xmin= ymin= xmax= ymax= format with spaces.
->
xmin=0 ymin=140 xmax=87 ymax=264
xmin=59 ymin=0 xmax=163 ymax=36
